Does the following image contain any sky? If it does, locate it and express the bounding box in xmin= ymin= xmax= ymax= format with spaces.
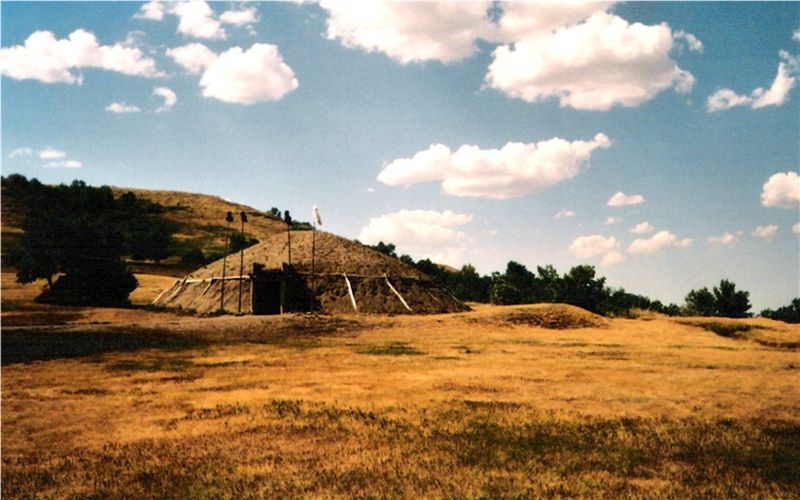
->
xmin=2 ymin=1 xmax=799 ymax=310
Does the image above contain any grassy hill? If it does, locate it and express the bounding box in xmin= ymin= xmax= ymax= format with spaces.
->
xmin=1 ymin=185 xmax=290 ymax=275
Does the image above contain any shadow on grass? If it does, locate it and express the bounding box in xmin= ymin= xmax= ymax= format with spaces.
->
xmin=1 ymin=329 xmax=207 ymax=365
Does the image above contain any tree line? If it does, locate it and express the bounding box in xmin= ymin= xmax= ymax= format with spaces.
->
xmin=367 ymin=241 xmax=798 ymax=323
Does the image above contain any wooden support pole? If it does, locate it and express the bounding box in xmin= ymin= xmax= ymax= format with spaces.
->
xmin=384 ymin=274 xmax=412 ymax=312
xmin=343 ymin=273 xmax=358 ymax=313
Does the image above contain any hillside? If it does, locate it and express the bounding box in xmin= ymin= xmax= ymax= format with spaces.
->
xmin=1 ymin=185 xmax=289 ymax=270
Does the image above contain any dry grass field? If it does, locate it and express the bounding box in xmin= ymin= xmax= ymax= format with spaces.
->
xmin=2 ymin=272 xmax=799 ymax=497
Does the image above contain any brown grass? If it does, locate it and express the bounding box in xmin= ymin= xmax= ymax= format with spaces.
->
xmin=2 ymin=272 xmax=799 ymax=497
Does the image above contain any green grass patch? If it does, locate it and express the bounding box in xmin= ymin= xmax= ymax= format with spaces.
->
xmin=355 ymin=342 xmax=424 ymax=356
xmin=108 ymin=358 xmax=194 ymax=372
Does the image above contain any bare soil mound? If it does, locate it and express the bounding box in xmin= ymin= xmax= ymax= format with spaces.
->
xmin=467 ymin=303 xmax=608 ymax=329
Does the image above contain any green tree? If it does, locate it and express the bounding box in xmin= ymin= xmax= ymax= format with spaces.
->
xmin=685 ymin=287 xmax=716 ymax=316
xmin=490 ymin=278 xmax=520 ymax=305
xmin=713 ymin=279 xmax=751 ymax=318
xmin=13 ymin=178 xmax=139 ymax=306
xmin=535 ymin=265 xmax=561 ymax=303
xmin=761 ymin=298 xmax=800 ymax=324
xmin=561 ymin=265 xmax=608 ymax=314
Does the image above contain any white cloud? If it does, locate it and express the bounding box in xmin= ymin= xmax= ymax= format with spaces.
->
xmin=358 ymin=209 xmax=473 ymax=267
xmin=752 ymin=225 xmax=778 ymax=241
xmin=320 ymin=0 xmax=495 ymax=64
xmin=169 ymin=1 xmax=226 ymax=39
xmin=629 ymin=221 xmax=654 ymax=234
xmin=794 ymin=29 xmax=800 ymax=42
xmin=627 ymin=230 xmax=691 ymax=254
xmin=39 ymin=147 xmax=66 ymax=159
xmin=0 ymin=29 xmax=162 ymax=84
xmin=153 ymin=86 xmax=177 ymax=112
xmin=554 ymin=209 xmax=575 ymax=220
xmin=377 ymin=133 xmax=610 ymax=199
xmin=168 ymin=43 xmax=298 ymax=104
xmin=600 ymin=250 xmax=625 ymax=268
xmin=761 ymin=171 xmax=800 ymax=208
xmin=44 ymin=159 xmax=82 ymax=169
xmin=605 ymin=216 xmax=621 ymax=226
xmin=607 ymin=192 xmax=645 ymax=207
xmin=105 ymin=102 xmax=141 ymax=113
xmin=166 ymin=43 xmax=216 ymax=73
xmin=793 ymin=222 xmax=800 ymax=234
xmin=220 ymin=7 xmax=259 ymax=27
xmin=674 ymin=30 xmax=703 ymax=52
xmin=569 ymin=234 xmax=623 ymax=268
xmin=486 ymin=12 xmax=697 ymax=111
xmin=134 ymin=1 xmax=164 ymax=21
xmin=707 ymin=51 xmax=798 ymax=111
xmin=708 ymin=231 xmax=741 ymax=245
xmin=494 ymin=2 xmax=611 ymax=43
xmin=8 ymin=148 xmax=33 ymax=158
xmin=569 ymin=234 xmax=618 ymax=258
xmin=137 ymin=1 xmax=259 ymax=39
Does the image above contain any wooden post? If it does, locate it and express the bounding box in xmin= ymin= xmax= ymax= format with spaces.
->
xmin=220 ymin=211 xmax=233 ymax=313
xmin=311 ymin=226 xmax=316 ymax=312
xmin=237 ymin=211 xmax=247 ymax=314
xmin=343 ymin=273 xmax=358 ymax=313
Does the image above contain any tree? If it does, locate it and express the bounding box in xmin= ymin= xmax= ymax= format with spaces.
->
xmin=13 ymin=178 xmax=139 ymax=306
xmin=369 ymin=241 xmax=398 ymax=258
xmin=490 ymin=279 xmax=520 ymax=305
xmin=503 ymin=261 xmax=536 ymax=304
xmin=685 ymin=287 xmax=716 ymax=316
xmin=761 ymin=298 xmax=800 ymax=324
xmin=535 ymin=265 xmax=561 ymax=303
xmin=713 ymin=279 xmax=751 ymax=318
xmin=561 ymin=265 xmax=608 ymax=314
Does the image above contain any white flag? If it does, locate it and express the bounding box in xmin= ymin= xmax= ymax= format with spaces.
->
xmin=312 ymin=205 xmax=322 ymax=226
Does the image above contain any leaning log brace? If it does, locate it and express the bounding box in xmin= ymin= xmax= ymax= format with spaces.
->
xmin=384 ymin=274 xmax=412 ymax=312
xmin=343 ymin=273 xmax=358 ymax=312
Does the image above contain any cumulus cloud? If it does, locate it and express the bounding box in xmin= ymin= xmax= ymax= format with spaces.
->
xmin=627 ymin=230 xmax=691 ymax=254
xmin=320 ymin=1 xmax=495 ymax=64
xmin=38 ymin=147 xmax=66 ymax=159
xmin=761 ymin=171 xmax=800 ymax=208
xmin=377 ymin=133 xmax=610 ymax=199
xmin=629 ymin=221 xmax=654 ymax=234
xmin=0 ymin=29 xmax=162 ymax=84
xmin=153 ymin=86 xmax=177 ymax=112
xmin=605 ymin=216 xmax=621 ymax=226
xmin=106 ymin=102 xmax=141 ymax=113
xmin=569 ymin=234 xmax=623 ymax=267
xmin=673 ymin=30 xmax=703 ymax=52
xmin=169 ymin=1 xmax=226 ymax=39
xmin=486 ymin=12 xmax=697 ymax=111
xmin=134 ymin=0 xmax=164 ymax=21
xmin=358 ymin=209 xmax=473 ymax=267
xmin=220 ymin=7 xmax=259 ymax=28
xmin=601 ymin=251 xmax=625 ymax=268
xmin=706 ymin=51 xmax=798 ymax=111
xmin=607 ymin=192 xmax=644 ymax=207
xmin=752 ymin=225 xmax=778 ymax=241
xmin=44 ymin=159 xmax=82 ymax=169
xmin=136 ymin=1 xmax=258 ymax=39
xmin=554 ymin=209 xmax=575 ymax=219
xmin=8 ymin=148 xmax=33 ymax=158
xmin=708 ymin=231 xmax=741 ymax=245
xmin=168 ymin=43 xmax=298 ymax=104
xmin=794 ymin=29 xmax=800 ymax=42
xmin=793 ymin=222 xmax=800 ymax=234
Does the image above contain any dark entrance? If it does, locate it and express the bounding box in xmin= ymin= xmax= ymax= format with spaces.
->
xmin=252 ymin=274 xmax=282 ymax=314
xmin=250 ymin=263 xmax=312 ymax=315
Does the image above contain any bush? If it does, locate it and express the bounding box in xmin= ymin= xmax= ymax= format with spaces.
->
xmin=181 ymin=247 xmax=206 ymax=266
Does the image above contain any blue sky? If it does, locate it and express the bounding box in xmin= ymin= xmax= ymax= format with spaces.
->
xmin=2 ymin=1 xmax=799 ymax=310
